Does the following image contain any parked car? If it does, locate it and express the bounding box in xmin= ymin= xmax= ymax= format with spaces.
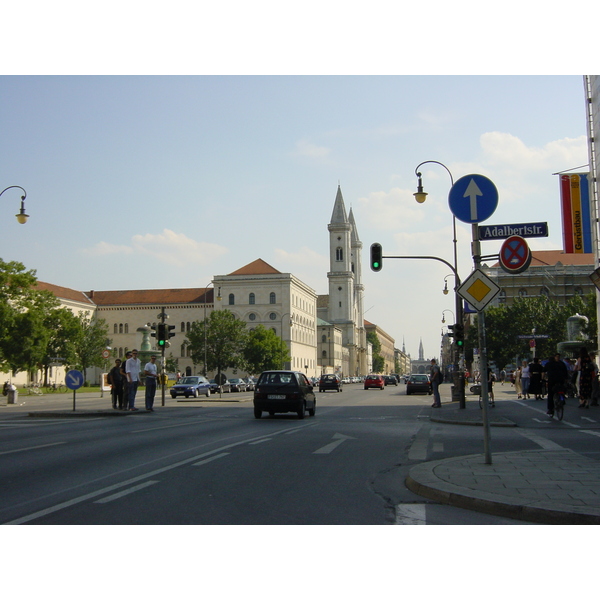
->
xmin=209 ymin=378 xmax=231 ymax=393
xmin=364 ymin=374 xmax=385 ymax=390
xmin=319 ymin=374 xmax=343 ymax=392
xmin=384 ymin=375 xmax=398 ymax=386
xmin=243 ymin=377 xmax=256 ymax=391
xmin=170 ymin=375 xmax=212 ymax=399
xmin=229 ymin=378 xmax=247 ymax=392
xmin=253 ymin=370 xmax=316 ymax=419
xmin=406 ymin=374 xmax=432 ymax=395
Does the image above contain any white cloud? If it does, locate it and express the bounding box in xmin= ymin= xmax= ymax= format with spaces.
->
xmin=81 ymin=229 xmax=228 ymax=268
xmin=293 ymin=139 xmax=331 ymax=159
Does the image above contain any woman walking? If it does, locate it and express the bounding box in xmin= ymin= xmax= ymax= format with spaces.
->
xmin=576 ymin=347 xmax=594 ymax=408
xmin=514 ymin=365 xmax=523 ymax=399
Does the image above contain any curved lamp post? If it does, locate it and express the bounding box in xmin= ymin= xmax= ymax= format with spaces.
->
xmin=414 ymin=161 xmax=465 ymax=408
xmin=0 ymin=186 xmax=29 ymax=224
xmin=441 ymin=309 xmax=455 ymax=324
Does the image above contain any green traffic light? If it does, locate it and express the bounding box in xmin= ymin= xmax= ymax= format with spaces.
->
xmin=373 ymin=261 xmax=380 ymax=269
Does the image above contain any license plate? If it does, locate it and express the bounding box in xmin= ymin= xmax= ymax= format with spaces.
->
xmin=268 ymin=395 xmax=286 ymax=400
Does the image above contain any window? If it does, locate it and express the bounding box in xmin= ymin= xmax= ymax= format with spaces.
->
xmin=540 ymin=287 xmax=550 ymax=297
xmin=498 ymin=290 xmax=506 ymax=304
xmin=575 ymin=286 xmax=583 ymax=295
xmin=321 ymin=334 xmax=327 ymax=343
xmin=249 ymin=293 xmax=255 ymax=305
xmin=124 ymin=324 xmax=129 ymax=334
xmin=229 ymin=293 xmax=235 ymax=305
xmin=181 ymin=322 xmax=185 ymax=332
xmin=270 ymin=292 xmax=276 ymax=304
xmin=119 ymin=323 xmax=123 ymax=334
xmin=249 ymin=313 xmax=256 ymax=321
xmin=336 ymin=247 xmax=343 ymax=261
xmin=269 ymin=313 xmax=277 ymax=320
xmin=322 ymin=351 xmax=327 ymax=358
xmin=114 ymin=324 xmax=118 ymax=334
xmin=518 ymin=288 xmax=528 ymax=297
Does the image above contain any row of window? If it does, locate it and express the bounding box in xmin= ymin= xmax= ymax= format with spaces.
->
xmin=498 ymin=286 xmax=584 ymax=302
xmin=229 ymin=292 xmax=277 ymax=306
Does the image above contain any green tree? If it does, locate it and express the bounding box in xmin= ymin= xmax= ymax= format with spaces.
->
xmin=243 ymin=325 xmax=290 ymax=373
xmin=70 ymin=314 xmax=111 ymax=381
xmin=186 ymin=310 xmax=248 ymax=377
xmin=367 ymin=331 xmax=384 ymax=373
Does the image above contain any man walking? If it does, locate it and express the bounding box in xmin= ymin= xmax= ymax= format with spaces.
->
xmin=144 ymin=355 xmax=159 ymax=412
xmin=125 ymin=349 xmax=142 ymax=411
xmin=430 ymin=358 xmax=442 ymax=408
xmin=543 ymin=353 xmax=569 ymax=417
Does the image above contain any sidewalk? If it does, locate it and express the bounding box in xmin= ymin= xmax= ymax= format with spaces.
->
xmin=407 ymin=384 xmax=600 ymax=524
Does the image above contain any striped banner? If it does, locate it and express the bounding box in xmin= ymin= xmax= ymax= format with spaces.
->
xmin=560 ymin=173 xmax=592 ymax=253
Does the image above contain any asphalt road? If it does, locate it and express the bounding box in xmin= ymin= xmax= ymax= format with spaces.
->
xmin=1 ymin=382 xmax=598 ymax=525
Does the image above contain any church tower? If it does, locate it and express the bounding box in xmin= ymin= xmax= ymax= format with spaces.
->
xmin=326 ymin=185 xmax=366 ymax=376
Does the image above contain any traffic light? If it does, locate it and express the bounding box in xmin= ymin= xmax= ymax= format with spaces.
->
xmin=150 ymin=324 xmax=158 ymax=338
xmin=455 ymin=324 xmax=465 ymax=348
xmin=157 ymin=323 xmax=167 ymax=347
xmin=370 ymin=243 xmax=383 ymax=272
xmin=447 ymin=324 xmax=456 ymax=340
xmin=167 ymin=325 xmax=176 ymax=340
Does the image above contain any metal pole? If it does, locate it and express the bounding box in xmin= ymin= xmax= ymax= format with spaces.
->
xmin=472 ymin=224 xmax=492 ymax=464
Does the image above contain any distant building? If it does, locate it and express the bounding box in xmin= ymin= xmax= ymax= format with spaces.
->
xmin=364 ymin=320 xmax=395 ymax=374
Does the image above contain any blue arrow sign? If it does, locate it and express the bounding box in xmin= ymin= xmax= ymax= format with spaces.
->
xmin=65 ymin=370 xmax=85 ymax=390
xmin=448 ymin=174 xmax=498 ymax=224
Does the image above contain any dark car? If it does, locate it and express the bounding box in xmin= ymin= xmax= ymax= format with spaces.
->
xmin=384 ymin=375 xmax=398 ymax=386
xmin=229 ymin=378 xmax=247 ymax=392
xmin=364 ymin=374 xmax=385 ymax=390
xmin=253 ymin=370 xmax=316 ymax=419
xmin=170 ymin=375 xmax=211 ymax=399
xmin=319 ymin=374 xmax=342 ymax=393
xmin=406 ymin=374 xmax=432 ymax=395
xmin=209 ymin=378 xmax=231 ymax=393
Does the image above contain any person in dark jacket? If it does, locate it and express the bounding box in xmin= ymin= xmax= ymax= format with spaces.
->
xmin=107 ymin=358 xmax=125 ymax=410
xmin=543 ymin=354 xmax=569 ymax=417
xmin=528 ymin=357 xmax=544 ymax=400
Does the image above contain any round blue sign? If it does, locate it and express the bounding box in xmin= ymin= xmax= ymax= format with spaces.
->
xmin=448 ymin=174 xmax=498 ymax=224
xmin=65 ymin=370 xmax=85 ymax=390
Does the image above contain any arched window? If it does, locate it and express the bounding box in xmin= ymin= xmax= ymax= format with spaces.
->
xmin=270 ymin=292 xmax=276 ymax=304
xmin=124 ymin=324 xmax=129 ymax=334
xmin=114 ymin=324 xmax=118 ymax=334
xmin=540 ymin=287 xmax=550 ymax=297
xmin=518 ymin=288 xmax=528 ymax=297
xmin=181 ymin=322 xmax=185 ymax=332
xmin=119 ymin=323 xmax=123 ymax=334
xmin=229 ymin=293 xmax=235 ymax=305
xmin=498 ymin=290 xmax=506 ymax=304
xmin=321 ymin=334 xmax=327 ymax=343
xmin=575 ymin=286 xmax=583 ymax=295
xmin=336 ymin=247 xmax=343 ymax=261
xmin=249 ymin=293 xmax=255 ymax=305
xmin=322 ymin=351 xmax=327 ymax=358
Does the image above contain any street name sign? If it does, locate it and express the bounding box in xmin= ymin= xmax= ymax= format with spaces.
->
xmin=457 ymin=269 xmax=501 ymax=311
xmin=448 ymin=174 xmax=498 ymax=224
xmin=478 ymin=222 xmax=548 ymax=240
xmin=499 ymin=235 xmax=532 ymax=274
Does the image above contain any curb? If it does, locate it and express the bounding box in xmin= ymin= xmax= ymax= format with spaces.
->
xmin=406 ymin=451 xmax=600 ymax=525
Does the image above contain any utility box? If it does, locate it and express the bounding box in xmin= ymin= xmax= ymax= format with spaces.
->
xmin=7 ymin=389 xmax=18 ymax=404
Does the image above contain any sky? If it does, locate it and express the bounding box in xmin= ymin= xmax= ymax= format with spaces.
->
xmin=0 ymin=75 xmax=590 ymax=363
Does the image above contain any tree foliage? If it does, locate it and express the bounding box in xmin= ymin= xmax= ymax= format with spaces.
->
xmin=69 ymin=314 xmax=111 ymax=380
xmin=367 ymin=331 xmax=384 ymax=373
xmin=243 ymin=325 xmax=290 ymax=373
xmin=465 ymin=293 xmax=598 ymax=368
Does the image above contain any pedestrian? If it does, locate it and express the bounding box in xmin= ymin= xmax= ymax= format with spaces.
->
xmin=590 ymin=352 xmax=599 ymax=406
xmin=488 ymin=368 xmax=495 ymax=406
xmin=144 ymin=355 xmax=159 ymax=411
xmin=528 ymin=357 xmax=544 ymax=400
xmin=521 ymin=360 xmax=531 ymax=399
xmin=430 ymin=358 xmax=442 ymax=408
xmin=125 ymin=349 xmax=142 ymax=411
xmin=543 ymin=353 xmax=569 ymax=417
xmin=500 ymin=369 xmax=506 ymax=385
xmin=107 ymin=358 xmax=125 ymax=410
xmin=514 ymin=365 xmax=523 ymax=399
xmin=575 ymin=347 xmax=594 ymax=409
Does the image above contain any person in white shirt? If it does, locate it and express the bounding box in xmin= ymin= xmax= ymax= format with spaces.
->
xmin=144 ymin=355 xmax=159 ymax=412
xmin=125 ymin=349 xmax=142 ymax=411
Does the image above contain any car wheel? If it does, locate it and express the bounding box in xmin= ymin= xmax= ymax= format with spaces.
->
xmin=297 ymin=401 xmax=306 ymax=419
xmin=319 ymin=388 xmax=323 ymax=393
xmin=185 ymin=394 xmax=190 ymax=398
xmin=364 ymin=387 xmax=368 ymax=390
xmin=205 ymin=388 xmax=211 ymax=397
xmin=308 ymin=402 xmax=316 ymax=417
xmin=254 ymin=407 xmax=262 ymax=419
xmin=193 ymin=388 xmax=199 ymax=398
xmin=269 ymin=411 xmax=275 ymax=416
xmin=406 ymin=390 xmax=411 ymax=395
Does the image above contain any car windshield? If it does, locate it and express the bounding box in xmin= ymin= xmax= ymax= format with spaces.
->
xmin=411 ymin=376 xmax=428 ymax=382
xmin=322 ymin=375 xmax=336 ymax=380
xmin=259 ymin=372 xmax=295 ymax=386
xmin=180 ymin=377 xmax=200 ymax=385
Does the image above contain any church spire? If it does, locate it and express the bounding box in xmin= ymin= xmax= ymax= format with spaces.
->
xmin=419 ymin=338 xmax=424 ymax=360
xmin=330 ymin=185 xmax=348 ymax=225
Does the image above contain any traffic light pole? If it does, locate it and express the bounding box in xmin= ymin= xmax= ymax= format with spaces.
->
xmin=158 ymin=310 xmax=167 ymax=407
xmin=377 ymin=252 xmax=466 ymax=408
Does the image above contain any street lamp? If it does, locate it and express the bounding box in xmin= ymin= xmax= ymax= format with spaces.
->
xmin=0 ymin=186 xmax=29 ymax=224
xmin=414 ymin=160 xmax=465 ymax=407
xmin=441 ymin=310 xmax=455 ymax=324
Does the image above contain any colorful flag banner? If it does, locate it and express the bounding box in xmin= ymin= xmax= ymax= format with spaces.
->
xmin=560 ymin=173 xmax=592 ymax=253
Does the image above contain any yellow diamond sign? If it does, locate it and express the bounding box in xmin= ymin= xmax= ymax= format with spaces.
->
xmin=457 ymin=269 xmax=500 ymax=311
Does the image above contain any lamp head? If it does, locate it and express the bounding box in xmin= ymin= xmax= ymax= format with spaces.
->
xmin=16 ymin=197 xmax=29 ymax=224
xmin=414 ymin=172 xmax=428 ymax=204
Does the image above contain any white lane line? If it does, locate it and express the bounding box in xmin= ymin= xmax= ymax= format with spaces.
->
xmin=512 ymin=400 xmax=580 ymax=428
xmin=94 ymin=481 xmax=159 ymax=504
xmin=4 ymin=423 xmax=314 ymax=524
xmin=580 ymin=430 xmax=600 ymax=438
xmin=0 ymin=442 xmax=66 ymax=456
xmin=395 ymin=504 xmax=427 ymax=525
xmin=313 ymin=433 xmax=355 ymax=455
xmin=192 ymin=452 xmax=230 ymax=466
xmin=249 ymin=438 xmax=271 ymax=445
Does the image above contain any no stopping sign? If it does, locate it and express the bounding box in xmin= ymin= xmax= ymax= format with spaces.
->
xmin=499 ymin=235 xmax=532 ymax=274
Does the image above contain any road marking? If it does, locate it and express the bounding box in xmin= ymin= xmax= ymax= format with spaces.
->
xmin=517 ymin=430 xmax=564 ymax=450
xmin=395 ymin=504 xmax=427 ymax=525
xmin=94 ymin=481 xmax=159 ymax=504
xmin=408 ymin=424 xmax=429 ymax=460
xmin=0 ymin=442 xmax=66 ymax=456
xmin=192 ymin=452 xmax=230 ymax=466
xmin=581 ymin=417 xmax=597 ymax=423
xmin=580 ymin=430 xmax=600 ymax=438
xmin=512 ymin=400 xmax=580 ymax=428
xmin=313 ymin=433 xmax=355 ymax=454
xmin=432 ymin=442 xmax=444 ymax=453
xmin=249 ymin=438 xmax=271 ymax=445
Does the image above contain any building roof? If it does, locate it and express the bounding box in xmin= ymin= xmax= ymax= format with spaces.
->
xmin=330 ymin=185 xmax=348 ymax=225
xmin=317 ymin=294 xmax=330 ymax=308
xmin=86 ymin=288 xmax=213 ymax=306
xmin=228 ymin=258 xmax=281 ymax=276
xmin=36 ymin=281 xmax=96 ymax=305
